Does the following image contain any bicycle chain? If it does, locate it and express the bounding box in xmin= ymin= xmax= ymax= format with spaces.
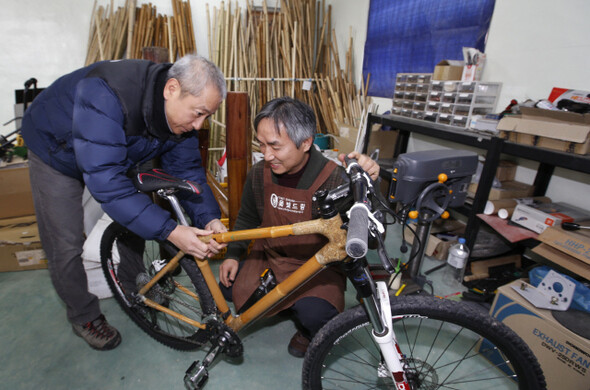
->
xmin=137 ymin=273 xmax=243 ymax=357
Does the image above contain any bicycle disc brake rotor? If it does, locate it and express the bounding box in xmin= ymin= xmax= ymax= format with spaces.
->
xmin=403 ymin=358 xmax=437 ymax=390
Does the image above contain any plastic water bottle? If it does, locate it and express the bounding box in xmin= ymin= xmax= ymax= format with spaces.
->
xmin=445 ymin=238 xmax=469 ymax=284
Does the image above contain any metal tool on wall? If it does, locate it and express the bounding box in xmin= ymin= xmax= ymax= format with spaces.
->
xmin=1 ymin=77 xmax=38 ymax=162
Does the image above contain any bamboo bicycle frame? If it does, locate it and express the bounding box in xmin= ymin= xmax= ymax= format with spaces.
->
xmin=138 ymin=213 xmax=348 ymax=333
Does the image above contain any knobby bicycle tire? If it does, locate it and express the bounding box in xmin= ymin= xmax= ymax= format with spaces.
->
xmin=302 ymin=294 xmax=546 ymax=390
xmin=100 ymin=222 xmax=216 ymax=351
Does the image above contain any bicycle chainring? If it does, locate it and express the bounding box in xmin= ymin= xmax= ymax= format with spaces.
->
xmin=205 ymin=320 xmax=243 ymax=358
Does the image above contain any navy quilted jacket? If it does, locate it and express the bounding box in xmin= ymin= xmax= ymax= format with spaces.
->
xmin=21 ymin=60 xmax=220 ymax=241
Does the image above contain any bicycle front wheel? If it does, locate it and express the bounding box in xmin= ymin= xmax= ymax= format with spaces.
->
xmin=100 ymin=222 xmax=216 ymax=351
xmin=303 ymin=294 xmax=545 ymax=389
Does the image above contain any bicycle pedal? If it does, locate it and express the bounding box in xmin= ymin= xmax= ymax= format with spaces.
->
xmin=184 ymin=360 xmax=209 ymax=389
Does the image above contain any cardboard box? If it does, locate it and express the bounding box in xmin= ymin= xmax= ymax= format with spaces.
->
xmin=0 ymin=164 xmax=35 ymax=219
xmin=497 ymin=107 xmax=590 ymax=155
xmin=365 ymin=130 xmax=399 ymax=158
xmin=0 ymin=215 xmax=47 ymax=272
xmin=404 ymin=219 xmax=465 ymax=260
xmin=537 ymin=221 xmax=590 ymax=265
xmin=490 ymin=280 xmax=590 ymax=389
xmin=433 ymin=60 xmax=464 ymax=81
xmin=336 ymin=123 xmax=398 ymax=158
xmin=533 ymin=243 xmax=590 ymax=281
xmin=511 ymin=202 xmax=590 ymax=234
xmin=495 ymin=160 xmax=517 ymax=182
xmin=336 ymin=124 xmax=360 ymax=155
xmin=548 ymin=87 xmax=590 ymax=106
xmin=468 ymin=180 xmax=534 ymax=200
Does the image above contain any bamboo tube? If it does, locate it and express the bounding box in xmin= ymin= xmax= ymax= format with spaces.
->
xmin=206 ymin=4 xmax=212 ymax=59
xmin=94 ymin=11 xmax=105 ymax=61
xmin=114 ymin=6 xmax=129 ymax=59
xmin=186 ymin=0 xmax=196 ymax=53
xmin=172 ymin=0 xmax=182 ymax=56
xmin=127 ymin=0 xmax=135 ymax=58
xmin=86 ymin=0 xmax=98 ymax=59
xmin=291 ymin=21 xmax=297 ymax=97
xmin=167 ymin=16 xmax=174 ymax=61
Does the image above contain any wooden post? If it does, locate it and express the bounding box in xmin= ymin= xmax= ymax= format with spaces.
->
xmin=198 ymin=127 xmax=210 ymax=174
xmin=226 ymin=92 xmax=250 ymax=230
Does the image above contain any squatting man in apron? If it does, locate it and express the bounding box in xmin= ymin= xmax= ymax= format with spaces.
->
xmin=219 ymin=97 xmax=380 ymax=357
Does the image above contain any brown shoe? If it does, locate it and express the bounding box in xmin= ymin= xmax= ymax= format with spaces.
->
xmin=288 ymin=331 xmax=310 ymax=358
xmin=72 ymin=314 xmax=122 ymax=351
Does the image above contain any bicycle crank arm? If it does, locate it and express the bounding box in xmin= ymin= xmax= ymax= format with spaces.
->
xmin=372 ymin=282 xmax=411 ymax=389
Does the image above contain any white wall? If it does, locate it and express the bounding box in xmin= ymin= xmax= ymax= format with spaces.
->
xmin=1 ymin=0 xmax=588 ymax=209
xmin=485 ymin=0 xmax=590 ymax=108
xmin=364 ymin=0 xmax=590 ymax=210
xmin=1 ymin=1 xmax=90 ymax=132
xmin=0 ymin=0 xmax=259 ymax=135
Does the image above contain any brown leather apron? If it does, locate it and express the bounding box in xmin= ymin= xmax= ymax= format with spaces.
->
xmin=232 ymin=160 xmax=345 ymax=315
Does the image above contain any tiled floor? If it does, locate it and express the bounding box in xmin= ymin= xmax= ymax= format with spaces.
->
xmin=0 ymin=224 xmax=473 ymax=390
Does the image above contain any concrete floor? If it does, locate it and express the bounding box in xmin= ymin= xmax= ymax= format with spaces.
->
xmin=0 ymin=224 xmax=474 ymax=390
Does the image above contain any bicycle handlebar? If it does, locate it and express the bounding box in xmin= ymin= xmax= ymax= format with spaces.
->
xmin=346 ymin=204 xmax=370 ymax=258
xmin=344 ymin=157 xmax=371 ymax=259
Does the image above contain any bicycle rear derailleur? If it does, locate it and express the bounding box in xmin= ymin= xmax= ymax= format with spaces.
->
xmin=184 ymin=320 xmax=243 ymax=389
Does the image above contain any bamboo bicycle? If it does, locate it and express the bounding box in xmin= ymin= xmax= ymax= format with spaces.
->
xmin=100 ymin=154 xmax=546 ymax=389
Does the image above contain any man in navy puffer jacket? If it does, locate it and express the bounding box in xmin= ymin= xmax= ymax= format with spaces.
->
xmin=21 ymin=54 xmax=227 ymax=350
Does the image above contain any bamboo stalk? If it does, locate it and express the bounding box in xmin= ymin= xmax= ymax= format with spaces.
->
xmin=167 ymin=16 xmax=174 ymax=61
xmin=291 ymin=21 xmax=297 ymax=98
xmin=127 ymin=0 xmax=135 ymax=58
xmin=94 ymin=10 xmax=105 ymax=61
xmin=186 ymin=0 xmax=196 ymax=53
xmin=206 ymin=4 xmax=212 ymax=58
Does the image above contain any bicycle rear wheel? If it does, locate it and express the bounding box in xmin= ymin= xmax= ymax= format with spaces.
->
xmin=100 ymin=222 xmax=216 ymax=351
xmin=302 ymin=294 xmax=545 ymax=389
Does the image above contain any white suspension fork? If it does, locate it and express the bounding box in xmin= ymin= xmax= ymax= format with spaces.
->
xmin=372 ymin=281 xmax=411 ymax=389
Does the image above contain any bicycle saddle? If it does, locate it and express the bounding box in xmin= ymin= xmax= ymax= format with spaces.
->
xmin=133 ymin=169 xmax=202 ymax=195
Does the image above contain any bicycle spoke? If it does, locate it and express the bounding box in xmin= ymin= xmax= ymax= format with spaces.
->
xmin=101 ymin=222 xmax=214 ymax=350
xmin=303 ymin=296 xmax=545 ymax=390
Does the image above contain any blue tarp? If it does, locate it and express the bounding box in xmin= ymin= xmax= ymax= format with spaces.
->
xmin=362 ymin=0 xmax=496 ymax=97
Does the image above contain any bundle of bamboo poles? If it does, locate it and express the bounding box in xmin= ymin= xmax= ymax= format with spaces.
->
xmin=85 ymin=0 xmax=130 ymax=65
xmin=205 ymin=0 xmax=372 ymax=168
xmin=84 ymin=0 xmax=372 ymax=171
xmin=85 ymin=0 xmax=197 ymax=66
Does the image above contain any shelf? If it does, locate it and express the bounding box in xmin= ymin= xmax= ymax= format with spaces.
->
xmin=368 ymin=114 xmax=495 ymax=149
xmin=502 ymin=140 xmax=590 ymax=174
xmin=364 ymin=113 xmax=590 ymax=261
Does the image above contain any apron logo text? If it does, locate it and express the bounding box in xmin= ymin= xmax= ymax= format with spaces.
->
xmin=270 ymin=193 xmax=306 ymax=214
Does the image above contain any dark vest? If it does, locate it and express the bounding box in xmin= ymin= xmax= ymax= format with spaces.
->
xmin=85 ymin=60 xmax=172 ymax=139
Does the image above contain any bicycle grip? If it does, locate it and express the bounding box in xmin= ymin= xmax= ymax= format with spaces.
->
xmin=346 ymin=205 xmax=369 ymax=258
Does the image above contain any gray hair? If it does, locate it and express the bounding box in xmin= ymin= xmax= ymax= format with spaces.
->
xmin=167 ymin=54 xmax=227 ymax=99
xmin=254 ymin=97 xmax=316 ymax=148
